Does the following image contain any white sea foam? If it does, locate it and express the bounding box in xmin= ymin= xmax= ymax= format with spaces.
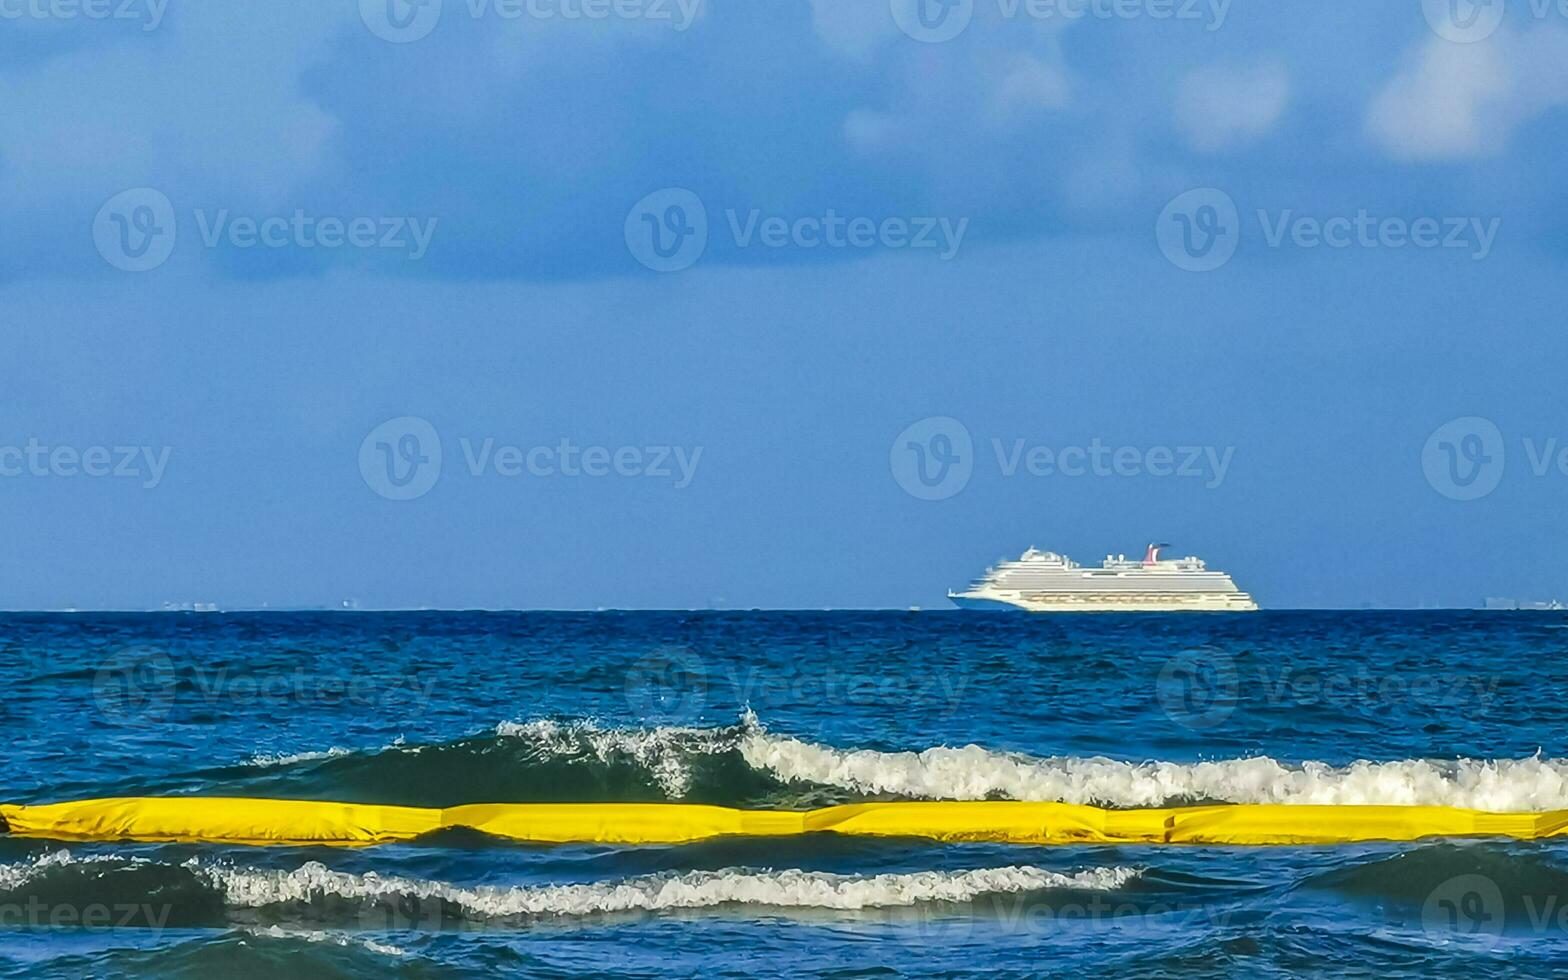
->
xmin=740 ymin=734 xmax=1568 ymax=812
xmin=494 ymin=716 xmax=749 ymax=797
xmin=199 ymin=861 xmax=1139 ymax=917
xmin=492 ymin=713 xmax=1568 ymax=811
xmin=0 ymin=850 xmax=1137 ymax=919
xmin=243 ymin=925 xmax=407 ymax=957
xmin=242 ymin=713 xmax=1568 ymax=812
xmin=243 ymin=747 xmax=353 ymax=767
xmin=0 ymin=850 xmax=63 ymax=889
xmin=0 ymin=850 xmax=132 ymax=890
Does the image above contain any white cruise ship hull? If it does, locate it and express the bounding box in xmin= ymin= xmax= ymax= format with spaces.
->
xmin=949 ymin=589 xmax=1258 ymax=612
xmin=950 ymin=545 xmax=1259 ymax=613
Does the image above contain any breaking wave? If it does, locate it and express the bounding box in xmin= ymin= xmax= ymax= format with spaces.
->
xmin=0 ymin=850 xmax=1139 ymax=927
xmin=743 ymin=733 xmax=1568 ymax=811
xmin=205 ymin=861 xmax=1140 ymax=918
xmin=209 ymin=714 xmax=1568 ymax=812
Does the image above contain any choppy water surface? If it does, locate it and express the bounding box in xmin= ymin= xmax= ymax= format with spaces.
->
xmin=4 ymin=611 xmax=1568 ymax=977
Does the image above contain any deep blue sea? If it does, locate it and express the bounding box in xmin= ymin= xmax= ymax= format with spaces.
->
xmin=5 ymin=611 xmax=1568 ymax=977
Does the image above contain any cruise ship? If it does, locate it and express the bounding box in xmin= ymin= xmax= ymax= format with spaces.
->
xmin=948 ymin=544 xmax=1258 ymax=613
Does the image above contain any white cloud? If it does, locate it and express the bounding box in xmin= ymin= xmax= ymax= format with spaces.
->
xmin=806 ymin=0 xmax=898 ymax=60
xmin=0 ymin=5 xmax=346 ymax=210
xmin=1366 ymin=27 xmax=1568 ymax=160
xmin=841 ymin=39 xmax=1074 ymax=157
xmin=1174 ymin=59 xmax=1290 ymax=153
xmin=986 ymin=51 xmax=1072 ymax=121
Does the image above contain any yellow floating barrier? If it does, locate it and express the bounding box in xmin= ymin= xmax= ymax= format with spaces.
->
xmin=5 ymin=798 xmax=1568 ymax=847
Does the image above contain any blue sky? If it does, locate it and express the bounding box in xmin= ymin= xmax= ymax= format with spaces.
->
xmin=2 ymin=0 xmax=1565 ymax=609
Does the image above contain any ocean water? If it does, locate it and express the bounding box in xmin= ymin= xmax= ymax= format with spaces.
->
xmin=4 ymin=611 xmax=1568 ymax=977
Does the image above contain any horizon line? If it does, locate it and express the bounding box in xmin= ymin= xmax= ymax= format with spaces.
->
xmin=0 ymin=606 xmax=1538 ymax=614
